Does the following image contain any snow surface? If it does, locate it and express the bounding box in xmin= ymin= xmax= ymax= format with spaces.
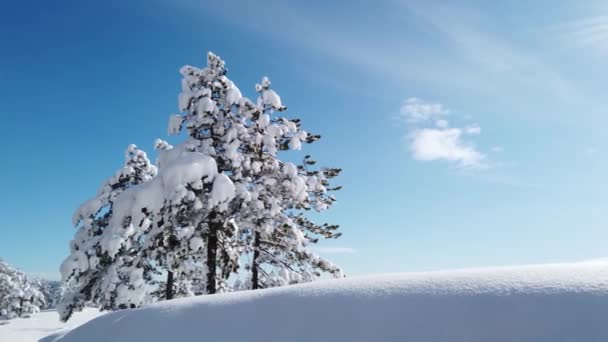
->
xmin=44 ymin=261 xmax=608 ymax=342
xmin=0 ymin=308 xmax=102 ymax=342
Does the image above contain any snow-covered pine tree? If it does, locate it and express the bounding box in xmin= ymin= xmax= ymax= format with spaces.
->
xmin=126 ymin=52 xmax=250 ymax=296
xmin=162 ymin=54 xmax=305 ymax=294
xmin=233 ymin=77 xmax=344 ymax=289
xmin=0 ymin=260 xmax=46 ymax=318
xmin=0 ymin=277 xmax=13 ymax=318
xmin=114 ymin=52 xmax=314 ymax=296
xmin=8 ymin=277 xmax=46 ymax=318
xmin=0 ymin=260 xmax=21 ymax=318
xmin=59 ymin=51 xmax=345 ymax=312
xmin=31 ymin=278 xmax=65 ymax=309
xmin=157 ymin=52 xmax=344 ymax=292
xmin=58 ymin=145 xmax=158 ymax=321
xmin=87 ymin=96 xmax=243 ymax=300
xmin=136 ymin=139 xmax=217 ymax=300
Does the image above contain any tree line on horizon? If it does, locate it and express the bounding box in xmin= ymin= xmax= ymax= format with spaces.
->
xmin=0 ymin=259 xmax=64 ymax=319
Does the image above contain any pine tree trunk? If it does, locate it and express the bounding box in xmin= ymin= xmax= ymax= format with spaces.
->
xmin=206 ymin=219 xmax=219 ymax=294
xmin=251 ymin=230 xmax=261 ymax=290
xmin=165 ymin=270 xmax=174 ymax=300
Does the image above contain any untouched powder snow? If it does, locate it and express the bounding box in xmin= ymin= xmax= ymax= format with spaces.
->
xmin=44 ymin=261 xmax=608 ymax=342
xmin=0 ymin=308 xmax=102 ymax=342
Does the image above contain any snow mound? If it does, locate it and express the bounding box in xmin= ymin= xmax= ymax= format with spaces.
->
xmin=44 ymin=261 xmax=608 ymax=342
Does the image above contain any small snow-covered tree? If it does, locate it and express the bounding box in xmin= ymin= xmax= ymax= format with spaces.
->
xmin=58 ymin=145 xmax=158 ymax=321
xmin=0 ymin=261 xmax=19 ymax=318
xmin=31 ymin=278 xmax=66 ymax=309
xmin=0 ymin=260 xmax=45 ymax=318
xmin=8 ymin=278 xmax=46 ymax=318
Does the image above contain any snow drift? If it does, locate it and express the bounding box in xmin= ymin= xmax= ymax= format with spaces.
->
xmin=44 ymin=261 xmax=608 ymax=342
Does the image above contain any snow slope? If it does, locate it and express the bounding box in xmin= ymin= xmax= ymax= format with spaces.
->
xmin=45 ymin=261 xmax=608 ymax=342
xmin=0 ymin=308 xmax=102 ymax=342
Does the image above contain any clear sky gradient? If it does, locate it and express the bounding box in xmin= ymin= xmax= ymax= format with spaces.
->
xmin=1 ymin=0 xmax=607 ymax=280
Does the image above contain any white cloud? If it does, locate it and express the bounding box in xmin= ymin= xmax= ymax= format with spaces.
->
xmin=491 ymin=146 xmax=504 ymax=152
xmin=313 ymin=247 xmax=357 ymax=254
xmin=400 ymin=97 xmax=449 ymax=123
xmin=465 ymin=124 xmax=481 ymax=135
xmin=436 ymin=119 xmax=449 ymax=128
xmin=410 ymin=128 xmax=485 ymax=168
xmin=403 ymin=98 xmax=487 ymax=169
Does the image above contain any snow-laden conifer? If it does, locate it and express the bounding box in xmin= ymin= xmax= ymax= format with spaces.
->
xmin=0 ymin=260 xmax=46 ymax=318
xmin=58 ymin=52 xmax=345 ymax=318
xmin=58 ymin=145 xmax=157 ymax=321
xmin=232 ymin=76 xmax=343 ymax=289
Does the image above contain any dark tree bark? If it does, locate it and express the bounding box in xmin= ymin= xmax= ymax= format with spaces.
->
xmin=165 ymin=270 xmax=174 ymax=300
xmin=251 ymin=230 xmax=261 ymax=290
xmin=206 ymin=217 xmax=219 ymax=294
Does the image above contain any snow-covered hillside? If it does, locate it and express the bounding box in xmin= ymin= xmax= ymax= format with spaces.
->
xmin=0 ymin=308 xmax=101 ymax=342
xmin=45 ymin=261 xmax=608 ymax=342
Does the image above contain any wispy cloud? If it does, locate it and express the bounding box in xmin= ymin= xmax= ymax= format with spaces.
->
xmin=185 ymin=0 xmax=583 ymax=104
xmin=401 ymin=98 xmax=487 ymax=169
xmin=313 ymin=246 xmax=357 ymax=254
xmin=464 ymin=124 xmax=481 ymax=135
xmin=400 ymin=97 xmax=449 ymax=123
xmin=399 ymin=1 xmax=583 ymax=102
xmin=553 ymin=15 xmax=608 ymax=55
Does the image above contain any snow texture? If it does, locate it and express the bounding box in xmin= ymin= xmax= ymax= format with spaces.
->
xmin=0 ymin=309 xmax=101 ymax=342
xmin=45 ymin=261 xmax=608 ymax=342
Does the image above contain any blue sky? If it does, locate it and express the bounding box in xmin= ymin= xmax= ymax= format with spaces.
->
xmin=1 ymin=0 xmax=608 ymax=280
